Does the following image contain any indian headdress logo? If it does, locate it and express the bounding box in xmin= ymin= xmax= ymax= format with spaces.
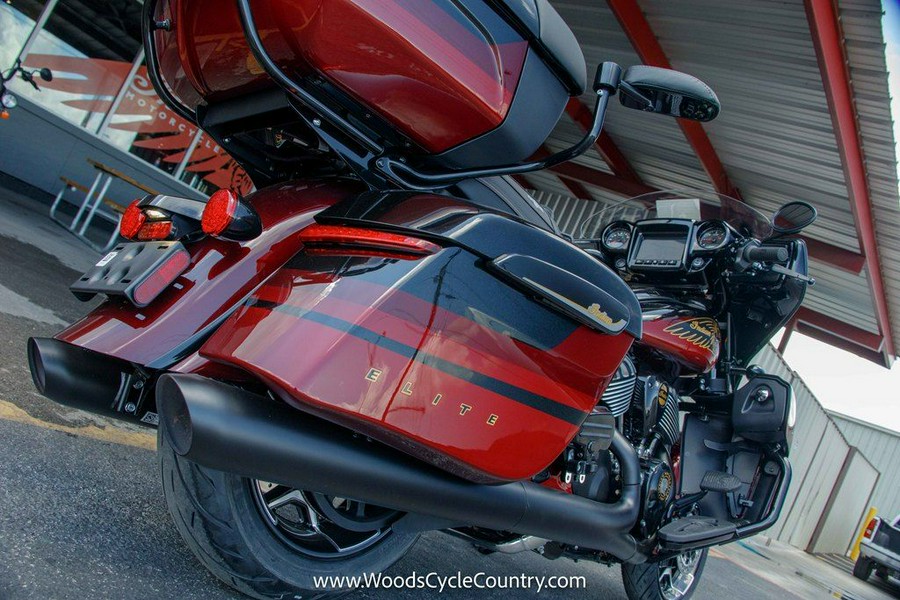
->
xmin=24 ymin=54 xmax=253 ymax=195
xmin=663 ymin=318 xmax=720 ymax=352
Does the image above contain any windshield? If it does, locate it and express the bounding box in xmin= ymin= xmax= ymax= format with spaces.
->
xmin=577 ymin=191 xmax=773 ymax=241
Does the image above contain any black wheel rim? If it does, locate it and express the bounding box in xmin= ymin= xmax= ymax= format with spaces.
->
xmin=658 ymin=549 xmax=702 ymax=599
xmin=250 ymin=480 xmax=398 ymax=559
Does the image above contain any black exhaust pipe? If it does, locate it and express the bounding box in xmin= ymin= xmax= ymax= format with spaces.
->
xmin=27 ymin=337 xmax=134 ymax=422
xmin=157 ymin=373 xmax=645 ymax=563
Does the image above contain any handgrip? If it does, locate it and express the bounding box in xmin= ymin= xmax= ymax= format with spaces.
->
xmin=744 ymin=245 xmax=788 ymax=263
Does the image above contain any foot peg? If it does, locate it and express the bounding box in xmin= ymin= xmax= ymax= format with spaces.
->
xmin=700 ymin=470 xmax=742 ymax=493
xmin=659 ymin=516 xmax=737 ymax=550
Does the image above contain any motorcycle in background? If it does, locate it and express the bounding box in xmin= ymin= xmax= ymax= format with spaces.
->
xmin=26 ymin=1 xmax=818 ymax=599
xmin=1 ymin=58 xmax=52 ymax=120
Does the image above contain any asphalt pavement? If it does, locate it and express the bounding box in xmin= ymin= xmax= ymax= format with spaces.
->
xmin=0 ymin=179 xmax=895 ymax=599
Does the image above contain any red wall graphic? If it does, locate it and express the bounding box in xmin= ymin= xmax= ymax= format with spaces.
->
xmin=25 ymin=54 xmax=253 ymax=195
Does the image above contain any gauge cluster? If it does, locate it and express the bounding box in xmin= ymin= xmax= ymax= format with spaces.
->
xmin=696 ymin=222 xmax=729 ymax=250
xmin=602 ymin=224 xmax=631 ymax=250
xmin=598 ymin=218 xmax=736 ymax=273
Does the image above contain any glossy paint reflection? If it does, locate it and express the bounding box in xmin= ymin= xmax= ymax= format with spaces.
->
xmin=201 ymin=248 xmax=633 ymax=482
xmin=154 ymin=0 xmax=527 ymax=152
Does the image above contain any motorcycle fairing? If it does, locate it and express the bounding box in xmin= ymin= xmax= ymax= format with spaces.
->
xmin=641 ymin=316 xmax=721 ymax=373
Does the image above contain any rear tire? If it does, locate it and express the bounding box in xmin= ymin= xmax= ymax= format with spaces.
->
xmin=158 ymin=425 xmax=418 ymax=599
xmin=852 ymin=557 xmax=873 ymax=581
xmin=622 ymin=549 xmax=708 ymax=600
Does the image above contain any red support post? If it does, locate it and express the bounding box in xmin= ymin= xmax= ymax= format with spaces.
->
xmin=777 ymin=317 xmax=798 ymax=355
xmin=804 ymin=0 xmax=895 ymax=362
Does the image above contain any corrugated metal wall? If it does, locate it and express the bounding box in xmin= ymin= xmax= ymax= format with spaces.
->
xmin=531 ymin=190 xmax=880 ymax=554
xmin=807 ymin=448 xmax=880 ymax=555
xmin=830 ymin=412 xmax=900 ymax=521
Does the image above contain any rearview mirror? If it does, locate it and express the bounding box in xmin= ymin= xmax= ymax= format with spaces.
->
xmin=772 ymin=201 xmax=817 ymax=235
xmin=619 ymin=65 xmax=720 ymax=122
xmin=39 ymin=68 xmax=53 ymax=82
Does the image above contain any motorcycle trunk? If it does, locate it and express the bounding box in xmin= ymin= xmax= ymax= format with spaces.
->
xmin=150 ymin=0 xmax=583 ymax=169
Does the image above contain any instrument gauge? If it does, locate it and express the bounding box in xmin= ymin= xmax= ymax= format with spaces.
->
xmin=697 ymin=224 xmax=727 ymax=250
xmin=602 ymin=225 xmax=631 ymax=251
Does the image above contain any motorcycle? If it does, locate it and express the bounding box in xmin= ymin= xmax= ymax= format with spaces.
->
xmin=0 ymin=58 xmax=52 ymax=119
xmin=27 ymin=1 xmax=817 ymax=599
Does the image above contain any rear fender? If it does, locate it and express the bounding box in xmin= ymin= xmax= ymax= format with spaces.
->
xmin=56 ymin=179 xmax=365 ymax=367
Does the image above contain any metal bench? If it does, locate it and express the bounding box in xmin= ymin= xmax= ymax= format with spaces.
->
xmin=50 ymin=159 xmax=160 ymax=252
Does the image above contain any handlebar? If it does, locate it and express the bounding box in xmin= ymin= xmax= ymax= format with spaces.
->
xmin=743 ymin=245 xmax=788 ymax=263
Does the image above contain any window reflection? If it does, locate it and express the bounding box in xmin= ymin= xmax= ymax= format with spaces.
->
xmin=0 ymin=1 xmax=46 ymax=72
xmin=8 ymin=0 xmax=252 ymax=195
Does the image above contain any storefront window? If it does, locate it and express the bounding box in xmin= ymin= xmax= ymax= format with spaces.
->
xmin=0 ymin=1 xmax=47 ymax=71
xmin=99 ymin=64 xmax=254 ymax=195
xmin=9 ymin=0 xmax=252 ymax=195
xmin=10 ymin=0 xmax=140 ymax=131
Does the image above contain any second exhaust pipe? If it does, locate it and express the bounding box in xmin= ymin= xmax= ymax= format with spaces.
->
xmin=156 ymin=373 xmax=645 ymax=563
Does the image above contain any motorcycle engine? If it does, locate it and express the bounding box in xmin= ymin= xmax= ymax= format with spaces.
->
xmin=599 ymin=355 xmax=637 ymax=417
xmin=568 ymin=355 xmax=679 ymax=540
xmin=625 ymin=376 xmax=681 ymax=455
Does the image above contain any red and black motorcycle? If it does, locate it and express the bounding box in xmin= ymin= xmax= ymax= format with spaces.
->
xmin=28 ymin=1 xmax=816 ymax=599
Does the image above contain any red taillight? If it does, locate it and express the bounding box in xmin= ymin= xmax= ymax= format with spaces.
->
xmin=863 ymin=517 xmax=880 ymax=540
xmin=298 ymin=224 xmax=440 ymax=257
xmin=202 ymin=189 xmax=239 ymax=236
xmin=120 ymin=200 xmax=146 ymax=239
xmin=136 ymin=220 xmax=173 ymax=241
xmin=131 ymin=249 xmax=191 ymax=306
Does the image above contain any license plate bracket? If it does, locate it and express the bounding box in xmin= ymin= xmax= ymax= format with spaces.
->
xmin=71 ymin=241 xmax=190 ymax=307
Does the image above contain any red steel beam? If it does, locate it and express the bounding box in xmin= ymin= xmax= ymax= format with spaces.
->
xmin=606 ymin=0 xmax=741 ymax=199
xmin=566 ymin=98 xmax=643 ymax=183
xmin=551 ymin=160 xmax=656 ymax=198
xmin=536 ymin=144 xmax=648 ymax=198
xmin=801 ymin=236 xmax=865 ymax=274
xmin=795 ymin=323 xmax=889 ymax=367
xmin=805 ymin=0 xmax=895 ymax=361
xmin=511 ymin=174 xmax=535 ymax=191
xmin=777 ymin=316 xmax=798 ymax=355
xmin=558 ymin=176 xmax=594 ymax=201
xmin=795 ymin=307 xmax=883 ymax=352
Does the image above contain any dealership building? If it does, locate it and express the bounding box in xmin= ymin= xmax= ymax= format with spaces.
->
xmin=1 ymin=0 xmax=899 ymax=559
